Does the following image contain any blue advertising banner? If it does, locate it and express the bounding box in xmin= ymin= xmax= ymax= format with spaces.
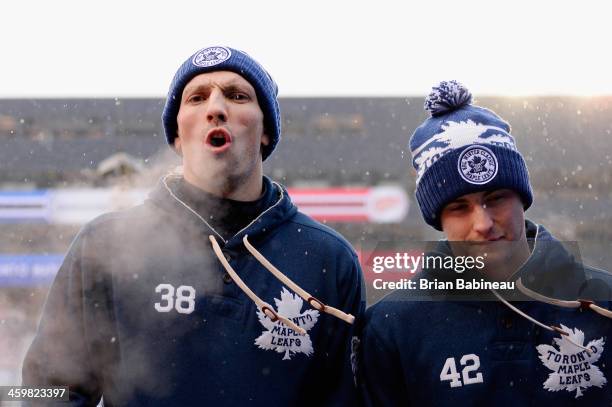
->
xmin=0 ymin=255 xmax=63 ymax=286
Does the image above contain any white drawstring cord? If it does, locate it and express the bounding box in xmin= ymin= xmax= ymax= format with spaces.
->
xmin=209 ymin=235 xmax=306 ymax=335
xmin=243 ymin=235 xmax=355 ymax=325
xmin=516 ymin=278 xmax=612 ymax=319
xmin=491 ymin=289 xmax=592 ymax=354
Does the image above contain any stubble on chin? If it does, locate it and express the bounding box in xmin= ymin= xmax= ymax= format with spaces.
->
xmin=210 ymin=174 xmax=241 ymax=198
xmin=209 ymin=156 xmax=260 ymax=199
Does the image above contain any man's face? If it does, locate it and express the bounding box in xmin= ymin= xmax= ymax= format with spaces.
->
xmin=440 ymin=189 xmax=528 ymax=275
xmin=175 ymin=71 xmax=269 ymax=199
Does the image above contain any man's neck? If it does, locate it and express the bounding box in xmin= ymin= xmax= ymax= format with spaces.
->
xmin=482 ymin=238 xmax=531 ymax=281
xmin=182 ymin=170 xmax=264 ymax=202
xmin=174 ymin=176 xmax=273 ymax=240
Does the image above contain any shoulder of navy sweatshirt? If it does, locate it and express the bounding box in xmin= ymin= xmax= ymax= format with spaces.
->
xmin=23 ymin=175 xmax=365 ymax=407
xmin=359 ymin=220 xmax=612 ymax=407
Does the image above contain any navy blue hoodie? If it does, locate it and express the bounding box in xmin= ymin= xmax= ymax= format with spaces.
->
xmin=360 ymin=222 xmax=611 ymax=406
xmin=23 ymin=175 xmax=365 ymax=406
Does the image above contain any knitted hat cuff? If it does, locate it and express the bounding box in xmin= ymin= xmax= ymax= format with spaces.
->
xmin=415 ymin=144 xmax=533 ymax=230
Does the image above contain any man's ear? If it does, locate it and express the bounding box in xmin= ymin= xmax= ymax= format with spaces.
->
xmin=174 ymin=135 xmax=182 ymax=156
xmin=261 ymin=133 xmax=270 ymax=147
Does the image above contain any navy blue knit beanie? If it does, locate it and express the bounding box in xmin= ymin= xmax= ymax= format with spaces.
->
xmin=409 ymin=80 xmax=533 ymax=230
xmin=162 ymin=46 xmax=280 ymax=161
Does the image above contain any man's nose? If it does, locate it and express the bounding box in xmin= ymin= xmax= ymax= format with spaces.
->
xmin=206 ymin=90 xmax=227 ymax=124
xmin=472 ymin=204 xmax=494 ymax=236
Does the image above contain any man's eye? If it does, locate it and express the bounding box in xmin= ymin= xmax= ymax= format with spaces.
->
xmin=486 ymin=194 xmax=506 ymax=205
xmin=230 ymin=93 xmax=249 ymax=101
xmin=188 ymin=95 xmax=205 ymax=103
xmin=447 ymin=204 xmax=467 ymax=212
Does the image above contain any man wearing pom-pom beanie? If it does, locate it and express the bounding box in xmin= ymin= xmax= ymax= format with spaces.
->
xmin=23 ymin=46 xmax=364 ymax=406
xmin=359 ymin=81 xmax=612 ymax=406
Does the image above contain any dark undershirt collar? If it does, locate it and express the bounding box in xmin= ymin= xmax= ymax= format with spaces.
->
xmin=175 ymin=177 xmax=276 ymax=240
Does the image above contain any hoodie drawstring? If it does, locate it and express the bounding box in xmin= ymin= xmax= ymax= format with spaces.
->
xmin=491 ymin=290 xmax=591 ymax=353
xmin=491 ymin=281 xmax=612 ymax=355
xmin=515 ymin=277 xmax=612 ymax=319
xmin=209 ymin=235 xmax=306 ymax=335
xmin=209 ymin=234 xmax=355 ymax=335
xmin=243 ymin=235 xmax=355 ymax=324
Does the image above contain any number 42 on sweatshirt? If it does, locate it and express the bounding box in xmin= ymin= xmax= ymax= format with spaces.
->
xmin=440 ymin=354 xmax=484 ymax=388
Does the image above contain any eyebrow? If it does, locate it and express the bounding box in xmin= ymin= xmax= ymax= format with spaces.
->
xmin=483 ymin=189 xmax=507 ymax=197
xmin=448 ymin=197 xmax=469 ymax=205
xmin=183 ymin=80 xmax=254 ymax=98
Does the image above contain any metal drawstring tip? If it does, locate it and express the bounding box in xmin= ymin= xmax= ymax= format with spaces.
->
xmin=578 ymin=299 xmax=594 ymax=311
xmin=551 ymin=325 xmax=569 ymax=336
xmin=551 ymin=326 xmax=593 ymax=354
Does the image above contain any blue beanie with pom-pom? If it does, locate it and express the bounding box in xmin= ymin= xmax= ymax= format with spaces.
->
xmin=409 ymin=80 xmax=533 ymax=230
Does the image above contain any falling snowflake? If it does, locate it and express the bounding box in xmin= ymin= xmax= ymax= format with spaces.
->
xmin=536 ymin=325 xmax=607 ymax=398
xmin=255 ymin=288 xmax=319 ymax=360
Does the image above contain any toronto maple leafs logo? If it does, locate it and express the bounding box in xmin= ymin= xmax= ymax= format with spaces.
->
xmin=255 ymin=288 xmax=319 ymax=360
xmin=192 ymin=46 xmax=231 ymax=67
xmin=202 ymin=50 xmax=221 ymax=61
xmin=536 ymin=325 xmax=607 ymax=398
xmin=468 ymin=155 xmax=487 ymax=174
xmin=458 ymin=146 xmax=497 ymax=185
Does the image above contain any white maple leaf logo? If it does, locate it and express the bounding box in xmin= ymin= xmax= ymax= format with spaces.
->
xmin=536 ymin=324 xmax=607 ymax=398
xmin=255 ymin=288 xmax=320 ymax=360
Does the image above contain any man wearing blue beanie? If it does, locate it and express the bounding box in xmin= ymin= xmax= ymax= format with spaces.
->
xmin=23 ymin=46 xmax=364 ymax=406
xmin=359 ymin=81 xmax=611 ymax=406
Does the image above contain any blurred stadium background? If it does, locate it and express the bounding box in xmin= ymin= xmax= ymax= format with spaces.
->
xmin=0 ymin=96 xmax=611 ymax=386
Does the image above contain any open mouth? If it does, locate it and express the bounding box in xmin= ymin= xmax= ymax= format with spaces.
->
xmin=205 ymin=128 xmax=232 ymax=151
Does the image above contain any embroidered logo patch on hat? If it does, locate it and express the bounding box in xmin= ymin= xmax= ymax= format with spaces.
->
xmin=192 ymin=46 xmax=231 ymax=67
xmin=457 ymin=145 xmax=498 ymax=185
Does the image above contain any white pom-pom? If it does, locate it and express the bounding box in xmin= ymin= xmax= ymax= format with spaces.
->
xmin=424 ymin=80 xmax=472 ymax=116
